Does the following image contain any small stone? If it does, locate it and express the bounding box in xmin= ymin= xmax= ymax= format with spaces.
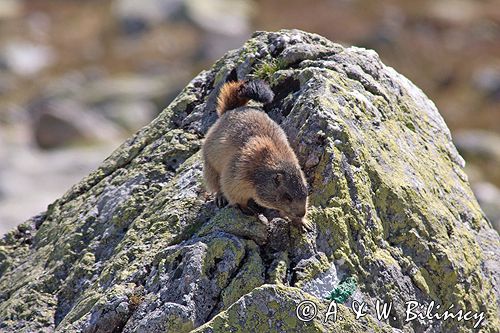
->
xmin=290 ymin=35 xmax=302 ymax=44
xmin=116 ymin=301 xmax=129 ymax=314
xmin=1 ymin=41 xmax=55 ymax=76
xmin=112 ymin=0 xmax=184 ymax=35
xmin=280 ymin=36 xmax=290 ymax=44
xmin=472 ymin=66 xmax=500 ymax=100
xmin=305 ymin=154 xmax=320 ymax=168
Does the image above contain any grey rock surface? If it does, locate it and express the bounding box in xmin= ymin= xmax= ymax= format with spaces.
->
xmin=0 ymin=30 xmax=498 ymax=333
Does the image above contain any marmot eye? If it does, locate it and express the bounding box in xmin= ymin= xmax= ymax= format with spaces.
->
xmin=273 ymin=173 xmax=284 ymax=186
xmin=283 ymin=193 xmax=293 ymax=202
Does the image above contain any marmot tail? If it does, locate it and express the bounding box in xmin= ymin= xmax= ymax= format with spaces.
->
xmin=216 ymin=80 xmax=274 ymax=116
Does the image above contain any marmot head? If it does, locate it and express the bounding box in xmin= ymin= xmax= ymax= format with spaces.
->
xmin=253 ymin=161 xmax=308 ymax=221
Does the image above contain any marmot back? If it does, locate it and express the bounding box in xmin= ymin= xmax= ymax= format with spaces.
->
xmin=202 ymin=79 xmax=309 ymax=229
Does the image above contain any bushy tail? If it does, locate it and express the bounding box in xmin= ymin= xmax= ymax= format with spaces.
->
xmin=216 ymin=80 xmax=274 ymax=116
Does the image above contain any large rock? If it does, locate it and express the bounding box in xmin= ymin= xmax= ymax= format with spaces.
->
xmin=0 ymin=30 xmax=498 ymax=333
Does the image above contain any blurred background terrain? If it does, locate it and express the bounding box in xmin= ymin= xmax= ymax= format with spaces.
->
xmin=0 ymin=0 xmax=498 ymax=234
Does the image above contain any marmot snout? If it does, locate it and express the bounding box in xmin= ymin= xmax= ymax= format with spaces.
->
xmin=202 ymin=79 xmax=309 ymax=229
xmin=254 ymin=163 xmax=308 ymax=220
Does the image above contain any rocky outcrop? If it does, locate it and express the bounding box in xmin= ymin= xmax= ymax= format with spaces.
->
xmin=0 ymin=30 xmax=498 ymax=333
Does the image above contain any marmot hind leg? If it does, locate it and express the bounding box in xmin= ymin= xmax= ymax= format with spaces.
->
xmin=203 ymin=159 xmax=228 ymax=208
xmin=203 ymin=159 xmax=220 ymax=193
xmin=220 ymin=163 xmax=254 ymax=213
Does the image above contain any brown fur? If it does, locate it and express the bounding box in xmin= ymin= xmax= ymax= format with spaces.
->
xmin=203 ymin=80 xmax=309 ymax=228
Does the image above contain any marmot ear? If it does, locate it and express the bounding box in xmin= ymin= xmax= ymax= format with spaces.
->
xmin=273 ymin=173 xmax=284 ymax=187
xmin=225 ymin=68 xmax=238 ymax=83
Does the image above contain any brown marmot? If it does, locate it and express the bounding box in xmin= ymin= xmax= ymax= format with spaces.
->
xmin=202 ymin=79 xmax=309 ymax=228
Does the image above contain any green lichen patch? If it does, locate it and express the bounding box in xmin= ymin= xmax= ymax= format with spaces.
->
xmin=326 ymin=277 xmax=357 ymax=303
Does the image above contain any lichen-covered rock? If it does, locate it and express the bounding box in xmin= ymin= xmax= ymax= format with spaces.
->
xmin=192 ymin=285 xmax=394 ymax=333
xmin=0 ymin=30 xmax=498 ymax=333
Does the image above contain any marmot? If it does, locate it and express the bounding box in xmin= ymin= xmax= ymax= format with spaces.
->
xmin=202 ymin=79 xmax=309 ymax=228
